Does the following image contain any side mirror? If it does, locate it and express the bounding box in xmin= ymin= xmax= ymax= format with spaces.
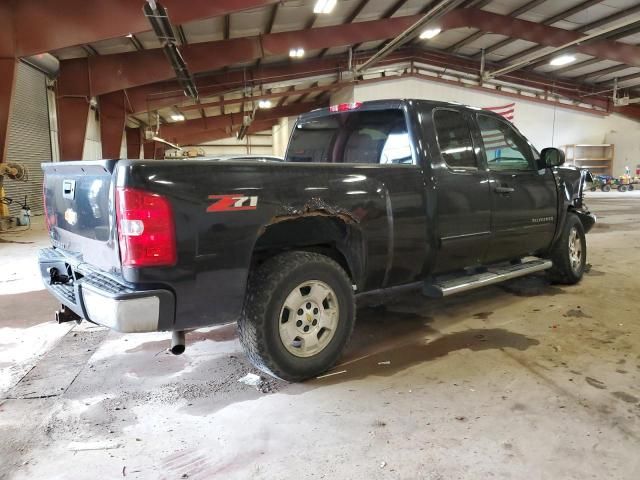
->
xmin=541 ymin=147 xmax=565 ymax=168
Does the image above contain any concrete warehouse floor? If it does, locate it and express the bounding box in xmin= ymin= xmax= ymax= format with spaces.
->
xmin=1 ymin=192 xmax=639 ymax=480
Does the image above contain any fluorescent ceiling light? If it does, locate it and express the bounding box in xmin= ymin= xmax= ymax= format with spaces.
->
xmin=550 ymin=54 xmax=576 ymax=66
xmin=289 ymin=47 xmax=305 ymax=58
xmin=419 ymin=28 xmax=441 ymax=40
xmin=258 ymin=100 xmax=273 ymax=109
xmin=170 ymin=113 xmax=185 ymax=122
xmin=314 ymin=0 xmax=337 ymax=14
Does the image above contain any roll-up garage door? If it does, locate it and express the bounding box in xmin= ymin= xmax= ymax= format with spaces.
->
xmin=4 ymin=62 xmax=52 ymax=216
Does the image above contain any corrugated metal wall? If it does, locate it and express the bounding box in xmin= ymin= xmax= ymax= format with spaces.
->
xmin=4 ymin=62 xmax=52 ymax=216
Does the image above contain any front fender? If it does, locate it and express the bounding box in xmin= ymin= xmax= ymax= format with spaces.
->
xmin=555 ymin=165 xmax=593 ymax=208
xmin=572 ymin=209 xmax=596 ymax=234
xmin=551 ymin=166 xmax=596 ymax=246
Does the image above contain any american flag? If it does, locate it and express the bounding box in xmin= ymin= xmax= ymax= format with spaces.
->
xmin=481 ymin=103 xmax=517 ymax=151
xmin=483 ymin=103 xmax=515 ymax=121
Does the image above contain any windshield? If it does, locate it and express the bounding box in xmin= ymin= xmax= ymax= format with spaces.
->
xmin=286 ymin=109 xmax=414 ymax=165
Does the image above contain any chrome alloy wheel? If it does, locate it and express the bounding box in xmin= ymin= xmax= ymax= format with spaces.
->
xmin=568 ymin=227 xmax=583 ymax=273
xmin=278 ymin=280 xmax=340 ymax=358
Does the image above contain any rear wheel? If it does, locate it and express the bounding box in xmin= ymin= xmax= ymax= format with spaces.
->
xmin=628 ymin=184 xmax=635 ymax=191
xmin=602 ymin=184 xmax=611 ymax=192
xmin=618 ymin=185 xmax=627 ymax=192
xmin=238 ymin=251 xmax=356 ymax=382
xmin=547 ymin=213 xmax=587 ymax=285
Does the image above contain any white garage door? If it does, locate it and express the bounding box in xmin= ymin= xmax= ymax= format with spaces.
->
xmin=4 ymin=62 xmax=52 ymax=216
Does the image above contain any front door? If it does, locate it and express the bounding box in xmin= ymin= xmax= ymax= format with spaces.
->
xmin=429 ymin=108 xmax=492 ymax=273
xmin=474 ymin=113 xmax=557 ymax=263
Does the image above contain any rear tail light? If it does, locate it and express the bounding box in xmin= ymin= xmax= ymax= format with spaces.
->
xmin=115 ymin=187 xmax=176 ymax=267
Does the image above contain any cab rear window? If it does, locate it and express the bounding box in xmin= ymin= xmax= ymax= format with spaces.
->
xmin=286 ymin=109 xmax=414 ymax=165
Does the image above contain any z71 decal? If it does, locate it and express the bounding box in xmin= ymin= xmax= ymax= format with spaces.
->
xmin=207 ymin=195 xmax=259 ymax=212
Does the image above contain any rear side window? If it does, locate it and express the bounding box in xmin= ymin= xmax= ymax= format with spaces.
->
xmin=433 ymin=109 xmax=477 ymax=169
xmin=477 ymin=114 xmax=534 ymax=171
xmin=286 ymin=109 xmax=414 ymax=165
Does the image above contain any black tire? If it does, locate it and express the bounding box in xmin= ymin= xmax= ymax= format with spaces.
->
xmin=547 ymin=213 xmax=587 ymax=285
xmin=602 ymin=185 xmax=611 ymax=192
xmin=628 ymin=184 xmax=635 ymax=191
xmin=618 ymin=185 xmax=627 ymax=192
xmin=238 ymin=251 xmax=356 ymax=382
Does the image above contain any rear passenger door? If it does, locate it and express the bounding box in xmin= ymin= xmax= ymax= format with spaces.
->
xmin=430 ymin=108 xmax=492 ymax=273
xmin=474 ymin=113 xmax=557 ymax=262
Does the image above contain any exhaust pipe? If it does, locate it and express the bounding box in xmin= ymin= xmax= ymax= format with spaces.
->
xmin=170 ymin=330 xmax=185 ymax=355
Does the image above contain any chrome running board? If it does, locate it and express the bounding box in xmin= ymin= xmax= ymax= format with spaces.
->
xmin=423 ymin=258 xmax=553 ymax=298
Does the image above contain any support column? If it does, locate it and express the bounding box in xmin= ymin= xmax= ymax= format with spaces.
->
xmin=57 ymin=59 xmax=91 ymax=160
xmin=143 ymin=141 xmax=157 ymax=159
xmin=0 ymin=59 xmax=17 ymax=164
xmin=126 ymin=127 xmax=142 ymax=159
xmin=99 ymin=90 xmax=127 ymax=159
xmin=0 ymin=2 xmax=17 ymax=164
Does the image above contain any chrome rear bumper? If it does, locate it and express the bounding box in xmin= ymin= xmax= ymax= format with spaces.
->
xmin=39 ymin=248 xmax=174 ymax=333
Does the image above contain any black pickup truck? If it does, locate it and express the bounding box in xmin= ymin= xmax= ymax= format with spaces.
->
xmin=40 ymin=99 xmax=595 ymax=381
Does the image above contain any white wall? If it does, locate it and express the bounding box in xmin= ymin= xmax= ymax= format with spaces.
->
xmin=604 ymin=129 xmax=640 ymax=175
xmin=354 ymin=77 xmax=640 ymax=176
xmin=119 ymin=130 xmax=127 ymax=159
xmin=272 ymin=116 xmax=296 ymax=157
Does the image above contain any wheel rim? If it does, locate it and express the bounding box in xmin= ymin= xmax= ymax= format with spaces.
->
xmin=278 ymin=280 xmax=340 ymax=358
xmin=568 ymin=227 xmax=583 ymax=274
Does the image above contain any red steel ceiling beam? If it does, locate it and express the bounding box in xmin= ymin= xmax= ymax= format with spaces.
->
xmin=0 ymin=59 xmax=17 ymax=164
xmin=118 ymin=51 xmax=417 ymax=115
xmin=59 ymin=14 xmax=424 ymax=97
xmin=412 ymin=50 xmax=609 ymax=109
xmin=143 ymin=140 xmax=158 ymax=160
xmin=122 ymin=47 xmax=610 ymax=118
xmin=56 ymin=58 xmax=91 ymax=160
xmin=161 ymin=101 xmax=323 ymax=145
xmin=100 ymin=91 xmax=128 ymax=159
xmin=173 ymin=119 xmax=281 ymax=147
xmin=126 ymin=127 xmax=142 ymax=159
xmin=178 ymin=83 xmax=343 ymax=113
xmin=0 ymin=2 xmax=16 ymax=164
xmin=58 ymin=8 xmax=640 ymax=103
xmin=124 ymin=59 xmax=345 ymax=114
xmin=12 ymin=0 xmax=280 ymax=57
xmin=437 ymin=8 xmax=640 ymax=67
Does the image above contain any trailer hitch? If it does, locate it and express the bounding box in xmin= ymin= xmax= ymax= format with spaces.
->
xmin=48 ymin=267 xmax=71 ymax=286
xmin=55 ymin=305 xmax=82 ymax=324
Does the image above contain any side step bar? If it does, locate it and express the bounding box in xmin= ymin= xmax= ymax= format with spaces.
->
xmin=424 ymin=258 xmax=553 ymax=298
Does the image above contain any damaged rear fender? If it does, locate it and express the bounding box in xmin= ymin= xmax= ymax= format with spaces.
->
xmin=253 ymin=200 xmax=366 ymax=287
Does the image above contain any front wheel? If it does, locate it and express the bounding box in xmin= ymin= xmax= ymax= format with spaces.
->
xmin=547 ymin=213 xmax=587 ymax=285
xmin=602 ymin=184 xmax=611 ymax=192
xmin=238 ymin=251 xmax=356 ymax=382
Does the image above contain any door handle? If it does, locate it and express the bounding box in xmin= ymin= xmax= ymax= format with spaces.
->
xmin=494 ymin=186 xmax=515 ymax=194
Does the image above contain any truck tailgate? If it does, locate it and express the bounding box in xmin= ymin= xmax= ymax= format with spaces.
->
xmin=42 ymin=160 xmax=121 ymax=273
